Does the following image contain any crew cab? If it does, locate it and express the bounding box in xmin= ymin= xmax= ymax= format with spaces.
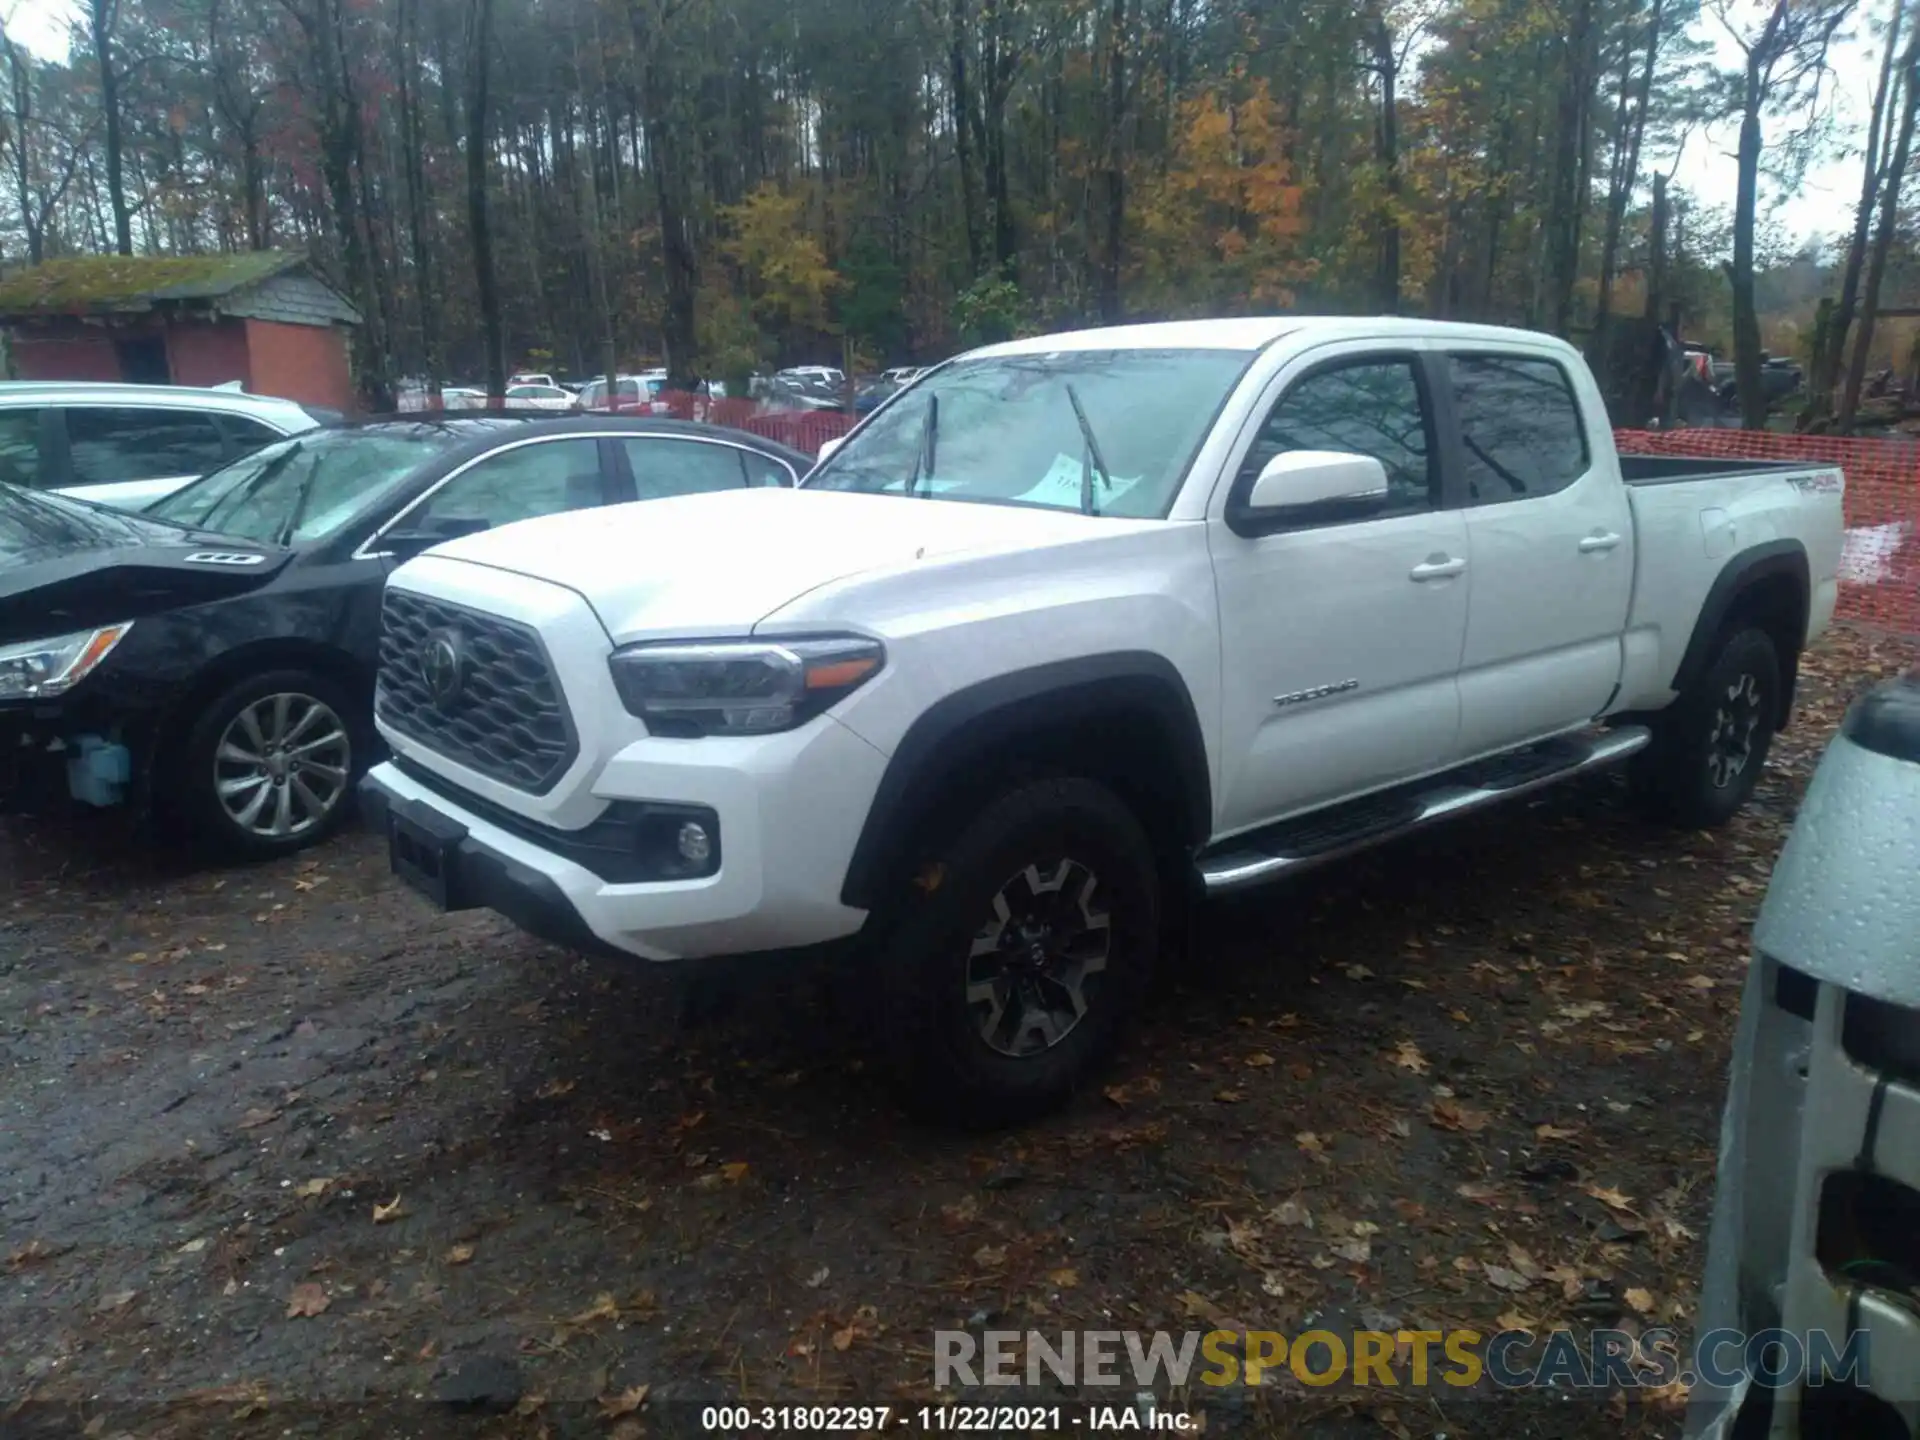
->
xmin=360 ymin=318 xmax=1846 ymax=1124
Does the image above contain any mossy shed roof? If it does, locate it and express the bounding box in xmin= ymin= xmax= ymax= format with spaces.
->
xmin=0 ymin=251 xmax=321 ymax=315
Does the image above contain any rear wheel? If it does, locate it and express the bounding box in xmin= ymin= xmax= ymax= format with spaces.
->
xmin=1633 ymin=626 xmax=1781 ymax=829
xmin=876 ymin=777 xmax=1159 ymax=1127
xmin=170 ymin=669 xmax=363 ymax=859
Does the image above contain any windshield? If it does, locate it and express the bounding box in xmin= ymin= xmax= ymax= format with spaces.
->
xmin=0 ymin=484 xmax=193 ymax=563
xmin=147 ymin=425 xmax=469 ymax=543
xmin=804 ymin=348 xmax=1252 ymax=516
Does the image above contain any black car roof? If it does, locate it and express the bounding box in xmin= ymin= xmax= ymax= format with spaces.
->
xmin=324 ymin=413 xmax=813 ymax=470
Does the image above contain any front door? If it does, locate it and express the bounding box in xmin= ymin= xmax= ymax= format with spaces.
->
xmin=1443 ymin=351 xmax=1634 ymax=759
xmin=1209 ymin=349 xmax=1470 ymax=837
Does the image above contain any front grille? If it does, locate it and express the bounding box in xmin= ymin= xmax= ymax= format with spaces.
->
xmin=376 ymin=590 xmax=576 ymax=794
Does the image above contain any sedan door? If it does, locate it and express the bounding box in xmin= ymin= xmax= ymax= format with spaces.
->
xmin=1442 ymin=351 xmax=1634 ymax=760
xmin=1209 ymin=348 xmax=1470 ymax=836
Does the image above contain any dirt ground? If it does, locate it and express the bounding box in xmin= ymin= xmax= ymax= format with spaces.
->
xmin=4 ymin=627 xmax=1916 ymax=1440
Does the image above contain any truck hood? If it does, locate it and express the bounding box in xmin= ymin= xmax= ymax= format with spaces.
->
xmin=416 ymin=487 xmax=1129 ymax=642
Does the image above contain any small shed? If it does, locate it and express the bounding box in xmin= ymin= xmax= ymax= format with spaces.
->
xmin=0 ymin=252 xmax=361 ymax=411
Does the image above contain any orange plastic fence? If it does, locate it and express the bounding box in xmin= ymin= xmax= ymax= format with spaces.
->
xmin=1616 ymin=429 xmax=1920 ymax=637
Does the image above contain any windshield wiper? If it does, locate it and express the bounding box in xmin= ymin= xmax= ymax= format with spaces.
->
xmin=906 ymin=394 xmax=938 ymax=498
xmin=268 ymin=442 xmax=319 ymax=545
xmin=1064 ymin=383 xmax=1112 ymax=516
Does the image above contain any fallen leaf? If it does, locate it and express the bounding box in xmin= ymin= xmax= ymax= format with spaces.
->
xmin=1535 ymin=1124 xmax=1580 ymax=1141
xmin=445 ymin=1244 xmax=475 ymax=1265
xmin=95 ymin=1289 xmax=137 ymax=1312
xmin=1261 ymin=1271 xmax=1287 ymax=1297
xmin=567 ymin=1292 xmax=621 ymax=1326
xmin=971 ymin=1244 xmax=1007 ymax=1268
xmin=940 ymin=1196 xmax=980 ymax=1225
xmin=1483 ymin=1263 xmax=1533 ymax=1293
xmin=804 ymin=1265 xmax=831 ymax=1289
xmin=1456 ymin=1181 xmax=1498 ymax=1201
xmin=832 ymin=1322 xmax=858 ymax=1351
xmin=1496 ymin=1310 xmax=1539 ymax=1333
xmin=1270 ymin=1198 xmax=1313 ymax=1228
xmin=1330 ymin=1238 xmax=1371 ymax=1264
xmin=1179 ymin=1290 xmax=1230 ymax=1326
xmin=285 ymin=1283 xmax=329 ymax=1318
xmin=1048 ymin=1267 xmax=1080 ymax=1288
xmin=1244 ymin=1052 xmax=1276 ymax=1069
xmin=1390 ymin=1040 xmax=1429 ymax=1074
xmin=1214 ymin=1088 xmax=1245 ymax=1104
xmin=598 ymin=1385 xmax=649 ymax=1419
xmin=535 ymin=1078 xmax=576 ymax=1099
xmin=1102 ymin=1084 xmax=1131 ymax=1107
xmin=1544 ymin=1264 xmax=1584 ymax=1299
xmin=372 ymin=1197 xmax=407 ymax=1224
xmin=178 ymin=1237 xmax=208 ymax=1254
xmin=1344 ymin=964 xmax=1375 ymax=981
xmin=294 ymin=1177 xmax=333 ymax=1198
xmin=1625 ymin=1287 xmax=1655 ymax=1315
xmin=238 ymin=1107 xmax=280 ymax=1130
xmin=1295 ymin=1131 xmax=1325 ymax=1154
xmin=513 ymin=1394 xmax=547 ymax=1417
xmin=1685 ymin=975 xmax=1717 ymax=991
xmin=1585 ymin=1184 xmax=1637 ymax=1213
xmin=1505 ymin=1243 xmax=1542 ymax=1279
xmin=721 ymin=1161 xmax=750 ymax=1183
xmin=1430 ymin=1099 xmax=1489 ymax=1133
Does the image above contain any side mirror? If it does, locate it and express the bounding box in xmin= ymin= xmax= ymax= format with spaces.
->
xmin=816 ymin=436 xmax=846 ymax=463
xmin=1239 ymin=450 xmax=1391 ymax=527
xmin=383 ymin=515 xmax=490 ymax=563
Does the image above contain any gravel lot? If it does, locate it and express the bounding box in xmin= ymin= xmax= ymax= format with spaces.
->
xmin=4 ymin=626 xmax=1915 ymax=1440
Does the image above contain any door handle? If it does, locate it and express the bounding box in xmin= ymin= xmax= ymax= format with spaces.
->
xmin=1578 ymin=532 xmax=1623 ymax=553
xmin=1409 ymin=555 xmax=1467 ymax=582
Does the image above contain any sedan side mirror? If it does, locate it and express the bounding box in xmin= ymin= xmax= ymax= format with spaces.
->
xmin=1233 ymin=450 xmax=1390 ymax=533
xmin=383 ymin=515 xmax=490 ymax=563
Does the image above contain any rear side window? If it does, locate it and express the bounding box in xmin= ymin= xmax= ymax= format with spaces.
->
xmin=219 ymin=414 xmax=287 ymax=456
xmin=66 ymin=407 xmax=228 ymax=485
xmin=0 ymin=408 xmax=45 ymax=488
xmin=622 ymin=437 xmax=761 ymax=498
xmin=1448 ymin=356 xmax=1589 ymax=503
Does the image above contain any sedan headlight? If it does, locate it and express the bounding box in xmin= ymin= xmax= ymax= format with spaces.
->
xmin=608 ymin=635 xmax=884 ymax=736
xmin=0 ymin=623 xmax=133 ymax=701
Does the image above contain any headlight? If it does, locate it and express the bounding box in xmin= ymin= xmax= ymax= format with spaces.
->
xmin=608 ymin=634 xmax=884 ymax=736
xmin=0 ymin=623 xmax=133 ymax=701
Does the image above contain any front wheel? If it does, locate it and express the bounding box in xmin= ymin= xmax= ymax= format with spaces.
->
xmin=876 ymin=777 xmax=1160 ymax=1127
xmin=1633 ymin=626 xmax=1781 ymax=829
xmin=170 ymin=669 xmax=363 ymax=859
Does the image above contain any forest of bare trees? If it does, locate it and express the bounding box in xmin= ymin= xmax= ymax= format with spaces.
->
xmin=0 ymin=0 xmax=1916 ymax=424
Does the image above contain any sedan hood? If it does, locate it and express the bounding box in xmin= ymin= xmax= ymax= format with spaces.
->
xmin=417 ymin=487 xmax=1118 ymax=641
xmin=0 ymin=535 xmax=293 ymax=644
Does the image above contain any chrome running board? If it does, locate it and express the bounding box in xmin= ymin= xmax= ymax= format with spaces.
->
xmin=1197 ymin=725 xmax=1652 ymax=895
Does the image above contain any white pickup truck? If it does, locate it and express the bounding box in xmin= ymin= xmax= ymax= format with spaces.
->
xmin=360 ymin=318 xmax=1846 ymax=1124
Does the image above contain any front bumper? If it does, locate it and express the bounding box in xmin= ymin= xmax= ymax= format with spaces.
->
xmin=361 ymin=703 xmax=887 ymax=961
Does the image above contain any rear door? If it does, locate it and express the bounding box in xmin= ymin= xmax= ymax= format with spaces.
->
xmin=59 ymin=405 xmax=232 ymax=509
xmin=1208 ymin=345 xmax=1470 ymax=834
xmin=1442 ymin=350 xmax=1634 ymax=759
xmin=0 ymin=406 xmax=51 ymax=491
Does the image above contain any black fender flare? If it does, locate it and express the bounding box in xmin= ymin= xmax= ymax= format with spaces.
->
xmin=1669 ymin=538 xmax=1809 ymax=721
xmin=838 ymin=652 xmax=1212 ymax=910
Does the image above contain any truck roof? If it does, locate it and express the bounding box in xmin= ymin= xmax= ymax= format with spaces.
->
xmin=974 ymin=316 xmax=1579 ymax=357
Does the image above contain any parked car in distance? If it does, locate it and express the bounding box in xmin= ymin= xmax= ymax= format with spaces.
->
xmin=0 ymin=381 xmax=325 ymax=510
xmin=777 ymin=365 xmax=846 ymax=389
xmin=363 ymin=316 xmax=1844 ymax=1124
xmin=878 ymin=367 xmax=924 ymax=386
xmin=440 ymin=387 xmax=486 ymax=411
xmin=509 ymin=372 xmax=557 ymax=388
xmin=0 ymin=416 xmax=807 ymax=858
xmin=504 ymin=383 xmax=578 ymax=412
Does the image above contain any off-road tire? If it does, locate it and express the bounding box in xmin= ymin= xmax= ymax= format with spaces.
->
xmin=1632 ymin=626 xmax=1781 ymax=829
xmin=876 ymin=777 xmax=1159 ymax=1128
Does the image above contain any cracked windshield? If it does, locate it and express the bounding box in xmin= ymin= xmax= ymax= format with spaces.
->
xmin=807 ymin=349 xmax=1252 ymax=516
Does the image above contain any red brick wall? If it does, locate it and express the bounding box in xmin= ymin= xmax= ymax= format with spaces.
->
xmin=166 ymin=319 xmax=252 ymax=389
xmin=9 ymin=324 xmax=124 ymax=381
xmin=245 ymin=319 xmax=353 ymax=411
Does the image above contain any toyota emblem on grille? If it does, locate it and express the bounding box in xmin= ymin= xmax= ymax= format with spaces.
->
xmin=421 ymin=629 xmax=467 ymax=707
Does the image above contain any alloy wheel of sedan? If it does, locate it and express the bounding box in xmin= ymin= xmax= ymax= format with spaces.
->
xmin=965 ymin=857 xmax=1112 ymax=1058
xmin=213 ymin=691 xmax=353 ymax=839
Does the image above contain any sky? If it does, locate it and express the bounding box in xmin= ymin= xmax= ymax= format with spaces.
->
xmin=0 ymin=0 xmax=1892 ymax=251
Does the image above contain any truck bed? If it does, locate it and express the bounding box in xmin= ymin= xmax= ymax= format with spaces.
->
xmin=1620 ymin=454 xmax=1813 ymax=486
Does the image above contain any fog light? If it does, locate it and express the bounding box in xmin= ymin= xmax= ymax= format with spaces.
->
xmin=676 ymin=821 xmax=712 ymax=866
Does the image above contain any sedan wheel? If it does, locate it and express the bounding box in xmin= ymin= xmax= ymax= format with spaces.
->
xmin=214 ymin=691 xmax=353 ymax=841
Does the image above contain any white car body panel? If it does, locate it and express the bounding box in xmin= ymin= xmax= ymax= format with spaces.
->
xmin=369 ymin=317 xmax=1847 ymax=963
